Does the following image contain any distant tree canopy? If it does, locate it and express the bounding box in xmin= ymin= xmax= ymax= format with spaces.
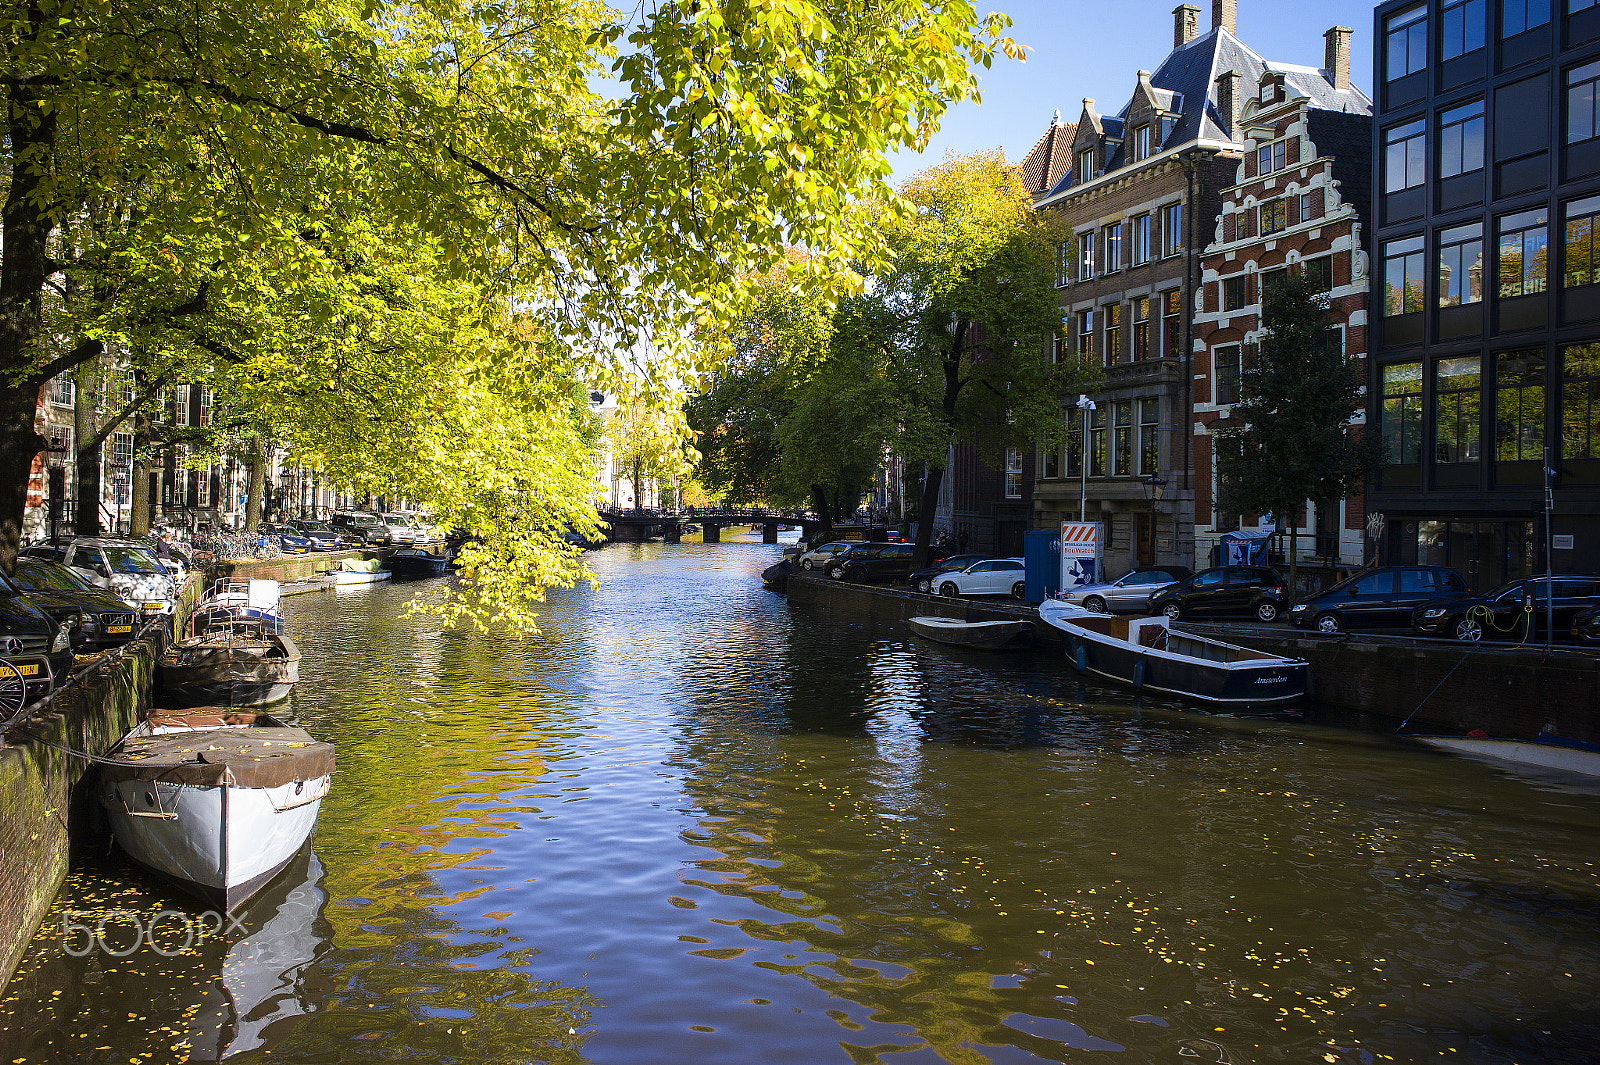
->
xmin=0 ymin=0 xmax=1022 ymax=628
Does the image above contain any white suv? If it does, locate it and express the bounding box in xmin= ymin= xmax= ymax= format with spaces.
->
xmin=935 ymin=558 xmax=1027 ymax=600
xmin=63 ymin=538 xmax=179 ymax=615
xmin=381 ymin=513 xmax=424 ymax=544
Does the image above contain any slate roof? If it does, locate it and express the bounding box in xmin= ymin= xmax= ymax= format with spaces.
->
xmin=1308 ymin=108 xmax=1375 ymax=237
xmin=1038 ymin=26 xmax=1372 ymax=201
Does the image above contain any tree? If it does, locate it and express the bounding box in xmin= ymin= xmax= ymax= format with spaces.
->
xmin=0 ymin=0 xmax=1021 ymax=629
xmin=605 ymin=401 xmax=688 ymax=512
xmin=1213 ymin=271 xmax=1386 ymax=597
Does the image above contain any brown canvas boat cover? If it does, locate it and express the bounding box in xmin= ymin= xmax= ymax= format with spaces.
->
xmin=101 ymin=718 xmax=334 ymax=789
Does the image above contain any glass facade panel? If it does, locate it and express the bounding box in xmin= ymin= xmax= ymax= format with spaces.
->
xmin=1438 ymin=223 xmax=1485 ymax=306
xmin=1498 ymin=208 xmax=1549 ymax=298
xmin=1438 ymin=100 xmax=1485 ymax=177
xmin=1502 ymin=0 xmax=1551 ymax=36
xmin=1385 ymin=120 xmax=1427 ymax=193
xmin=1441 ymin=0 xmax=1486 ymax=58
xmin=1495 ymin=349 xmax=1546 ymax=462
xmin=1563 ymin=342 xmax=1600 ymax=461
xmin=1569 ymin=60 xmax=1600 ymax=144
xmin=1385 ymin=235 xmax=1427 ymax=315
xmin=1564 ymin=195 xmax=1600 ymax=287
xmin=1383 ymin=362 xmax=1425 ymax=464
xmin=1434 ymin=356 xmax=1483 ymax=464
xmin=1387 ymin=4 xmax=1428 ymax=80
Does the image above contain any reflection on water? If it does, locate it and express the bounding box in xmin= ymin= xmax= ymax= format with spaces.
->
xmin=3 ymin=540 xmax=1600 ymax=1064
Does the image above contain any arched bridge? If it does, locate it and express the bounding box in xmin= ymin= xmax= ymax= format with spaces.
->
xmin=599 ymin=509 xmax=826 ymax=544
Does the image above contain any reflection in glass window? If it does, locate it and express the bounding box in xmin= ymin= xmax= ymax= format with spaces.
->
xmin=1385 ymin=120 xmax=1427 ymax=193
xmin=1139 ymin=399 xmax=1160 ymax=475
xmin=1386 ymin=4 xmax=1427 ymax=80
xmin=1112 ymin=401 xmax=1133 ymax=477
xmin=1383 ymin=362 xmax=1424 ymax=464
xmin=1104 ymin=302 xmax=1123 ymax=364
xmin=1438 ymin=100 xmax=1485 ymax=178
xmin=1502 ymin=0 xmax=1551 ymax=37
xmin=1563 ymin=343 xmax=1600 ymax=462
xmin=1435 ymin=357 xmax=1483 ymax=464
xmin=1089 ymin=406 xmax=1107 ymax=477
xmin=1438 ymin=223 xmax=1485 ymax=306
xmin=1441 ymin=0 xmax=1486 ymax=59
xmin=1385 ymin=235 xmax=1427 ymax=316
xmin=1215 ymin=345 xmax=1242 ymax=406
xmin=1498 ymin=208 xmax=1549 ymax=298
xmin=1564 ymin=195 xmax=1600 ymax=288
xmin=1495 ymin=349 xmax=1546 ymax=462
xmin=1569 ymin=60 xmax=1600 ymax=144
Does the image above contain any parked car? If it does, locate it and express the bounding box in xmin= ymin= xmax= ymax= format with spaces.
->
xmin=795 ymin=542 xmax=853 ymax=571
xmin=1285 ymin=566 xmax=1470 ymax=633
xmin=828 ymin=543 xmax=915 ymax=583
xmin=330 ymin=511 xmax=392 ymax=546
xmin=1572 ymin=605 xmax=1600 ymax=645
xmin=1058 ymin=566 xmax=1193 ymax=614
xmin=0 ymin=567 xmax=74 ymax=705
xmin=381 ymin=513 xmax=425 ymax=544
xmin=60 ymin=538 xmax=179 ymax=616
xmin=935 ymin=558 xmax=1028 ymax=600
xmin=289 ymin=520 xmax=356 ymax=551
xmin=18 ymin=544 xmax=67 ymax=564
xmin=260 ymin=522 xmax=314 ymax=554
xmin=1149 ymin=566 xmax=1289 ymax=623
xmin=909 ymin=554 xmax=988 ymax=594
xmin=11 ymin=558 xmax=141 ymax=651
xmin=1411 ymin=575 xmax=1600 ymax=642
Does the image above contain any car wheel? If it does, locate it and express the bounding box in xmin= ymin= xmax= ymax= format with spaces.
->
xmin=917 ymin=580 xmax=930 ymax=593
xmin=1011 ymin=581 xmax=1026 ymax=600
xmin=940 ymin=582 xmax=959 ymax=598
xmin=1162 ymin=603 xmax=1182 ymax=622
xmin=1256 ymin=602 xmax=1280 ymax=623
xmin=1453 ymin=616 xmax=1482 ymax=642
xmin=1314 ymin=613 xmax=1342 ymax=634
xmin=829 ymin=565 xmax=846 ymax=580
xmin=1084 ymin=595 xmax=1107 ymax=613
xmin=800 ymin=558 xmax=814 ymax=571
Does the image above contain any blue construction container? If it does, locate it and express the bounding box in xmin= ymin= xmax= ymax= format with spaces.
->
xmin=1023 ymin=528 xmax=1061 ymax=604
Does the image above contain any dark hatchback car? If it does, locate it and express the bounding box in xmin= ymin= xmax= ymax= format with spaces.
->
xmin=1412 ymin=575 xmax=1600 ymax=642
xmin=829 ymin=543 xmax=915 ymax=583
xmin=1285 ymin=566 xmax=1469 ymax=633
xmin=0 ymin=567 xmax=74 ymax=706
xmin=909 ymin=554 xmax=987 ymax=593
xmin=290 ymin=520 xmax=356 ymax=551
xmin=329 ymin=511 xmax=392 ymax=546
xmin=1149 ymin=566 xmax=1288 ymax=623
xmin=11 ymin=558 xmax=141 ymax=651
xmin=1573 ymin=606 xmax=1600 ymax=645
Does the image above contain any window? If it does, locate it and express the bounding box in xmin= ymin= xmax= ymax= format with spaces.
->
xmin=1565 ymin=195 xmax=1600 ymax=287
xmin=1563 ymin=342 xmax=1600 ymax=462
xmin=1088 ymin=406 xmax=1107 ymax=476
xmin=1132 ymin=214 xmax=1151 ymax=265
xmin=1435 ymin=356 xmax=1483 ymax=463
xmin=171 ymin=388 xmax=188 ymax=427
xmin=1077 ymin=309 xmax=1095 ymax=361
xmin=1498 ymin=207 xmax=1549 ymax=298
xmin=1042 ymin=437 xmax=1059 ymax=479
xmin=1256 ymin=139 xmax=1288 ymax=175
xmin=1383 ymin=362 xmax=1425 ymax=464
xmin=1503 ymin=0 xmax=1551 ymax=37
xmin=1161 ymin=290 xmax=1181 ymax=358
xmin=113 ymin=472 xmax=130 ymax=506
xmin=1005 ymin=448 xmax=1022 ymax=499
xmin=114 ymin=370 xmax=133 ymax=406
xmin=1298 ymin=256 xmax=1334 ymax=295
xmin=1300 ymin=193 xmax=1316 ymax=222
xmin=1441 ymin=0 xmax=1486 ymax=58
xmin=1139 ymin=399 xmax=1160 ymax=474
xmin=1385 ymin=235 xmax=1427 ymax=315
xmin=1106 ymin=222 xmax=1123 ymax=272
xmin=111 ymin=433 xmax=133 ymax=467
xmin=1057 ymin=241 xmax=1073 ymax=286
xmin=1438 ymin=100 xmax=1485 ymax=177
xmin=1078 ymin=146 xmax=1097 ymax=181
xmin=1215 ymin=344 xmax=1243 ymax=405
xmin=1387 ymin=4 xmax=1428 ymax=80
xmin=1569 ymin=60 xmax=1600 ymax=144
xmin=49 ymin=378 xmax=73 ymax=406
xmin=197 ymin=465 xmax=211 ymax=507
xmin=1132 ymin=297 xmax=1151 ymax=360
xmin=1439 ymin=222 xmax=1485 ymax=306
xmin=199 ymin=388 xmax=214 ymax=427
xmin=1574 ymin=0 xmax=1600 ymax=11
xmin=1079 ymin=231 xmax=1096 ymax=279
xmin=1104 ymin=303 xmax=1123 ymax=364
xmin=1222 ymin=275 xmax=1248 ymax=312
xmin=1112 ymin=401 xmax=1133 ymax=476
xmin=48 ymin=425 xmax=70 ymax=457
xmin=1054 ymin=321 xmax=1071 ymax=364
xmin=1385 ymin=120 xmax=1427 ymax=193
xmin=1496 ymin=349 xmax=1546 ymax=462
xmin=1160 ymin=202 xmax=1183 ymax=256
xmin=1064 ymin=414 xmax=1082 ymax=479
xmin=1134 ymin=124 xmax=1151 ymax=161
xmin=1260 ymin=199 xmax=1287 ymax=235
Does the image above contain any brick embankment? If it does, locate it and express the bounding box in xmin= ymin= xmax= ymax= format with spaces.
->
xmin=783 ymin=575 xmax=1600 ymax=742
xmin=0 ymin=573 xmax=206 ymax=984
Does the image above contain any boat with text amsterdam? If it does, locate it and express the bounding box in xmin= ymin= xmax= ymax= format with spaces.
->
xmin=1038 ymin=601 xmax=1308 ymax=706
xmin=99 ymin=708 xmax=335 ymax=911
xmin=908 ymin=616 xmax=1035 ymax=651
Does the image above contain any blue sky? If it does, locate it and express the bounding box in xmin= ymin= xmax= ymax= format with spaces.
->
xmin=887 ymin=0 xmax=1382 ymax=185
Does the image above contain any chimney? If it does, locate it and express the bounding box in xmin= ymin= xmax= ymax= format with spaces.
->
xmin=1324 ymin=26 xmax=1353 ymax=91
xmin=1215 ymin=69 xmax=1242 ymax=140
xmin=1212 ymin=0 xmax=1237 ymax=35
xmin=1174 ymin=4 xmax=1201 ymax=47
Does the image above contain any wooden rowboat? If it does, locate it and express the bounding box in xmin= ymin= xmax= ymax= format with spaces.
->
xmin=907 ymin=616 xmax=1035 ymax=651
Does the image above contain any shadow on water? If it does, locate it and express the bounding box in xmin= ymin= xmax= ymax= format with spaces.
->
xmin=1 ymin=540 xmax=1598 ymax=1064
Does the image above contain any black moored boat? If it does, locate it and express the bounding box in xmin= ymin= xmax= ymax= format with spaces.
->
xmin=386 ymin=546 xmax=451 ymax=579
xmin=907 ymin=616 xmax=1034 ymax=651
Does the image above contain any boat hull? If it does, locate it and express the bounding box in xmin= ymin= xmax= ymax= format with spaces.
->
xmin=327 ymin=569 xmax=391 ymax=585
xmin=158 ymin=635 xmax=300 ymax=708
xmin=1414 ymin=736 xmax=1600 ymax=777
xmin=908 ymin=617 xmax=1034 ymax=651
xmin=387 ymin=556 xmax=449 ymax=579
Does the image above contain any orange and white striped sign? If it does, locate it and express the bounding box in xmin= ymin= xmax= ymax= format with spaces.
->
xmin=1060 ymin=522 xmax=1102 ymax=589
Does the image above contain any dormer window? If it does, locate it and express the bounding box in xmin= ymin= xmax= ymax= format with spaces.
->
xmin=1257 ymin=139 xmax=1288 ymax=175
xmin=1133 ymin=125 xmax=1151 ymax=161
xmin=1078 ymin=147 xmax=1098 ymax=182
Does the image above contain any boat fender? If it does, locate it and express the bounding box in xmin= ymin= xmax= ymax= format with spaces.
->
xmin=1074 ymin=642 xmax=1087 ymax=674
xmin=1133 ymin=659 xmax=1146 ymax=689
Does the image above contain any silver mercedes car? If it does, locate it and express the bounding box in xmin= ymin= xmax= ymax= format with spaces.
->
xmin=1058 ymin=567 xmax=1192 ymax=613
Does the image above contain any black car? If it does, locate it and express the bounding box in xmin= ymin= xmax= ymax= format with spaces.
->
xmin=0 ymin=567 xmax=74 ymax=706
xmin=1149 ymin=566 xmax=1289 ymax=623
xmin=290 ymin=520 xmax=356 ymax=551
xmin=1285 ymin=566 xmax=1469 ymax=633
xmin=1573 ymin=606 xmax=1600 ymax=645
xmin=11 ymin=559 xmax=141 ymax=651
xmin=909 ymin=554 xmax=987 ymax=593
xmin=18 ymin=544 xmax=66 ymax=564
xmin=829 ymin=543 xmax=915 ymax=582
xmin=1412 ymin=575 xmax=1600 ymax=642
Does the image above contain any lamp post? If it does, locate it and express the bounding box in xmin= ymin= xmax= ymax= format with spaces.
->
xmin=1141 ymin=474 xmax=1167 ymax=567
xmin=1075 ymin=394 xmax=1096 ymax=522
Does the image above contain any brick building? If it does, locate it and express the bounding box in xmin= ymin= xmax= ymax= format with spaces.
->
xmin=1192 ymin=30 xmax=1374 ymax=574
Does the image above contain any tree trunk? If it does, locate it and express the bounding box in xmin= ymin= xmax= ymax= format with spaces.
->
xmin=911 ymin=465 xmax=946 ymax=570
xmin=244 ymin=437 xmax=266 ymax=531
xmin=1288 ymin=515 xmax=1299 ymax=607
xmin=809 ymin=484 xmax=832 ymax=530
xmin=73 ymin=356 xmax=106 ymax=536
xmin=129 ymin=404 xmax=154 ymax=536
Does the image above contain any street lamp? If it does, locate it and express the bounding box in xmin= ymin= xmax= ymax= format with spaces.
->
xmin=1142 ymin=474 xmax=1167 ymax=567
xmin=1075 ymin=394 xmax=1096 ymax=522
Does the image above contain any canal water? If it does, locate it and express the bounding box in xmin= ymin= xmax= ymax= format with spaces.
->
xmin=3 ymin=541 xmax=1599 ymax=1064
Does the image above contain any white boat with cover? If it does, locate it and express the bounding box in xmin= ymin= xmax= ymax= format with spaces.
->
xmin=327 ymin=557 xmax=391 ymax=585
xmin=1038 ymin=600 xmax=1309 ymax=706
xmin=907 ymin=616 xmax=1035 ymax=650
xmin=99 ymin=708 xmax=335 ymax=911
